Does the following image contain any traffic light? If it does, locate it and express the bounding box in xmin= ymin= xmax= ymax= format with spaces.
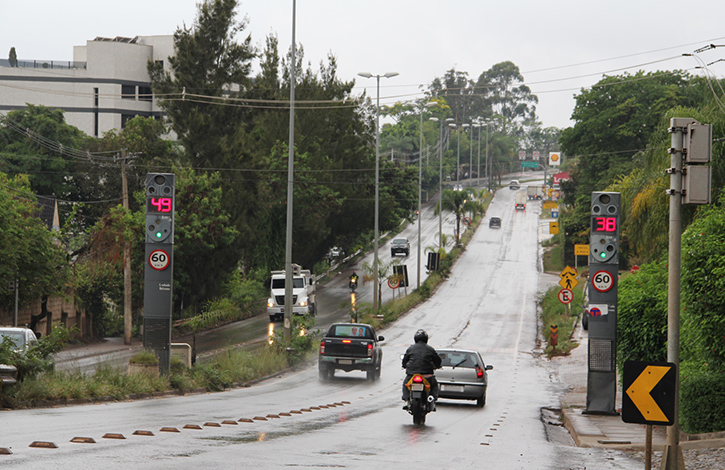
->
xmin=589 ymin=192 xmax=620 ymax=265
xmin=145 ymin=173 xmax=175 ymax=243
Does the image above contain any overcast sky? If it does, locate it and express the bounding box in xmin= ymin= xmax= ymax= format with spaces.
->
xmin=3 ymin=1 xmax=725 ymax=129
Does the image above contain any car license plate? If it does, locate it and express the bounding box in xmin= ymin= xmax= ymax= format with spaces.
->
xmin=442 ymin=384 xmax=464 ymax=393
xmin=338 ymin=359 xmax=352 ymax=365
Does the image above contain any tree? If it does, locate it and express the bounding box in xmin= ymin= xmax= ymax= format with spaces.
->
xmin=0 ymin=105 xmax=89 ymax=199
xmin=8 ymin=47 xmax=18 ymax=67
xmin=560 ymin=71 xmax=704 ymax=195
xmin=0 ymin=173 xmax=69 ymax=313
xmin=440 ymin=189 xmax=477 ymax=243
xmin=476 ymin=61 xmax=538 ymax=136
xmin=148 ymin=0 xmax=256 ymax=168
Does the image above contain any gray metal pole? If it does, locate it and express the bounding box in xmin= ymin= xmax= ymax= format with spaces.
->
xmin=477 ymin=124 xmax=481 ymax=189
xmin=284 ymin=0 xmax=297 ymax=340
xmin=417 ymin=108 xmax=423 ymax=289
xmin=13 ymin=278 xmax=18 ymax=327
xmin=373 ymin=75 xmax=381 ymax=309
xmin=486 ymin=123 xmax=491 ymax=191
xmin=439 ymin=122 xmax=443 ymax=249
xmin=662 ymin=118 xmax=687 ymax=470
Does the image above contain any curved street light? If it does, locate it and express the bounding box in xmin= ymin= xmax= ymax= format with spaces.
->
xmin=357 ymin=71 xmax=399 ymax=309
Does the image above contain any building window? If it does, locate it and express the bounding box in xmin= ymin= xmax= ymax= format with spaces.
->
xmin=121 ymin=114 xmax=137 ymax=128
xmin=121 ymin=84 xmax=135 ymax=99
xmin=139 ymin=86 xmax=152 ymax=101
xmin=93 ymin=87 xmax=99 ymax=137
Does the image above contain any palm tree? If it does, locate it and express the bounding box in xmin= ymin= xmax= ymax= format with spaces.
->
xmin=440 ymin=189 xmax=480 ymax=244
xmin=361 ymin=258 xmax=399 ymax=307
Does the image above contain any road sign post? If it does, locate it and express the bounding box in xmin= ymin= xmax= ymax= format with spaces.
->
xmin=143 ymin=173 xmax=175 ymax=375
xmin=585 ymin=192 xmax=620 ymax=415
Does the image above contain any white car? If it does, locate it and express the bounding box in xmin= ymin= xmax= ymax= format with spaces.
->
xmin=0 ymin=327 xmax=38 ymax=352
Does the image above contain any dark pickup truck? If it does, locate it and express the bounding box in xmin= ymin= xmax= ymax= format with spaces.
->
xmin=318 ymin=323 xmax=384 ymax=381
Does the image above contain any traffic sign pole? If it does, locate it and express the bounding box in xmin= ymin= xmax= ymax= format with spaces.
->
xmin=586 ymin=192 xmax=621 ymax=416
xmin=143 ymin=173 xmax=175 ymax=375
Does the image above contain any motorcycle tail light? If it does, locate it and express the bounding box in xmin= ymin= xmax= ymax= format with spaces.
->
xmin=320 ymin=341 xmax=325 ymax=354
xmin=476 ymin=366 xmax=484 ymax=379
xmin=412 ymin=375 xmax=424 ymax=383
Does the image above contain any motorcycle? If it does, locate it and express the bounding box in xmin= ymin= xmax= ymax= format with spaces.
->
xmin=349 ymin=276 xmax=358 ymax=292
xmin=404 ymin=374 xmax=435 ymax=425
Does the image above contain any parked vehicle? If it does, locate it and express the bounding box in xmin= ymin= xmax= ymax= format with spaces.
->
xmin=404 ymin=374 xmax=435 ymax=425
xmin=509 ymin=180 xmax=520 ymax=190
xmin=0 ymin=327 xmax=38 ymax=352
xmin=515 ymin=190 xmax=527 ymax=211
xmin=318 ymin=323 xmax=384 ymax=381
xmin=489 ymin=217 xmax=501 ymax=228
xmin=266 ymin=264 xmax=316 ymax=322
xmin=436 ymin=348 xmax=493 ymax=407
xmin=391 ymin=238 xmax=410 ymax=257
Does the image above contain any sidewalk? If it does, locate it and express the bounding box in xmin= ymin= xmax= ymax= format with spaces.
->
xmin=552 ymin=326 xmax=725 ymax=452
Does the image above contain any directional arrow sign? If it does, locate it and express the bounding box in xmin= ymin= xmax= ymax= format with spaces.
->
xmin=622 ymin=361 xmax=676 ymax=426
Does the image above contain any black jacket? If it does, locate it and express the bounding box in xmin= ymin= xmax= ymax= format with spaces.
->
xmin=402 ymin=341 xmax=442 ymax=375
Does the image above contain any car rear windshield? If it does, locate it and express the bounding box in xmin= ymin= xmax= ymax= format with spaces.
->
xmin=439 ymin=351 xmax=478 ymax=368
xmin=392 ymin=239 xmax=407 ymax=244
xmin=328 ymin=325 xmax=373 ymax=339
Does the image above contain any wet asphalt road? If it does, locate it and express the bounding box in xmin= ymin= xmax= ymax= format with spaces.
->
xmin=5 ymin=179 xmax=643 ymax=469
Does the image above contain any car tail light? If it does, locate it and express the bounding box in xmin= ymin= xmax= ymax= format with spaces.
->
xmin=367 ymin=343 xmax=373 ymax=357
xmin=476 ymin=366 xmax=484 ymax=379
xmin=320 ymin=341 xmax=325 ymax=354
xmin=342 ymin=339 xmax=351 ymax=343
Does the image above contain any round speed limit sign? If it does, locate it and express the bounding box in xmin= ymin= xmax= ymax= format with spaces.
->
xmin=592 ymin=270 xmax=614 ymax=292
xmin=148 ymin=249 xmax=170 ymax=271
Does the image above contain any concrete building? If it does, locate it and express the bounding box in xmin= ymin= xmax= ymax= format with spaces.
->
xmin=0 ymin=35 xmax=174 ymax=137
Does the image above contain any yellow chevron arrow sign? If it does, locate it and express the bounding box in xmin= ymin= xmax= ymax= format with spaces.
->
xmin=622 ymin=361 xmax=676 ymax=426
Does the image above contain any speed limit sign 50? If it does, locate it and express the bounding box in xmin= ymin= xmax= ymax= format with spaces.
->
xmin=148 ymin=249 xmax=170 ymax=271
xmin=592 ymin=270 xmax=614 ymax=292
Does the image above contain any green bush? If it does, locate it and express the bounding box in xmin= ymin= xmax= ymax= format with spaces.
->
xmin=616 ymin=260 xmax=668 ymax=371
xmin=680 ymin=361 xmax=725 ymax=433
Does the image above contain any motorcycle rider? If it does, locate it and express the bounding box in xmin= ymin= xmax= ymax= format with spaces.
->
xmin=401 ymin=329 xmax=442 ymax=410
xmin=349 ymin=270 xmax=358 ymax=288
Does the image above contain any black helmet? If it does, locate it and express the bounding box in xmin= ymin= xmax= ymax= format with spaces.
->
xmin=414 ymin=329 xmax=428 ymax=343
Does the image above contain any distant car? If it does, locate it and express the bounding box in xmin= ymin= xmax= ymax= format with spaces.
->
xmin=489 ymin=217 xmax=501 ymax=228
xmin=391 ymin=238 xmax=410 ymax=257
xmin=509 ymin=180 xmax=520 ymax=190
xmin=0 ymin=327 xmax=38 ymax=352
xmin=436 ymin=348 xmax=493 ymax=407
xmin=453 ymin=184 xmax=463 ymax=191
xmin=328 ymin=246 xmax=343 ymax=258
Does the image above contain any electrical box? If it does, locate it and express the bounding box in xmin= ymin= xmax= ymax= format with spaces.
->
xmin=685 ymin=123 xmax=712 ymax=163
xmin=683 ymin=165 xmax=711 ymax=205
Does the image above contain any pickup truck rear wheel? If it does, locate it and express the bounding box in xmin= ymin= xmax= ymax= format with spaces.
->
xmin=319 ymin=365 xmax=333 ymax=381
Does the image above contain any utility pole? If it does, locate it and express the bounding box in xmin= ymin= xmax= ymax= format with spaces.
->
xmin=121 ymin=149 xmax=132 ymax=345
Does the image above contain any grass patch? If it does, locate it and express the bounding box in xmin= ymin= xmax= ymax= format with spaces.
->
xmin=539 ymin=283 xmax=584 ymax=357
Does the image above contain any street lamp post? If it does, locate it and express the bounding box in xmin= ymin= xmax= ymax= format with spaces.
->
xmin=416 ymin=101 xmax=437 ymax=289
xmin=485 ymin=121 xmax=491 ymax=191
xmin=474 ymin=122 xmax=481 ymax=189
xmin=357 ymin=72 xmax=398 ymax=309
xmin=449 ymin=123 xmax=468 ymax=187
